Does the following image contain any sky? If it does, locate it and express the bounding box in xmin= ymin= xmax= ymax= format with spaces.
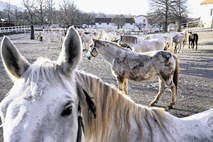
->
xmin=1 ymin=0 xmax=208 ymax=18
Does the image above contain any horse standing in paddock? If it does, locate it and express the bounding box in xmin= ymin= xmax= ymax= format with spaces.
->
xmin=41 ymin=28 xmax=65 ymax=49
xmin=188 ymin=32 xmax=198 ymax=50
xmin=79 ymin=31 xmax=94 ymax=52
xmin=119 ymin=35 xmax=166 ymax=53
xmin=87 ymin=39 xmax=179 ymax=109
xmin=172 ymin=30 xmax=188 ymax=53
xmin=1 ymin=26 xmax=213 ymax=142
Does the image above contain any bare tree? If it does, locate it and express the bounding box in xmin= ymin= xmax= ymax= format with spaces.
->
xmin=112 ymin=15 xmax=126 ymax=29
xmin=171 ymin=0 xmax=188 ymax=31
xmin=23 ymin=0 xmax=36 ymax=39
xmin=148 ymin=0 xmax=174 ymax=32
xmin=45 ymin=0 xmax=55 ymax=25
xmin=10 ymin=6 xmax=23 ymax=26
xmin=4 ymin=2 xmax=12 ymax=22
xmin=59 ymin=0 xmax=80 ymax=27
xmin=34 ymin=0 xmax=46 ymax=25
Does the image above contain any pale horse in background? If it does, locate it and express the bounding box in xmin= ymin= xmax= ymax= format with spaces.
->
xmin=41 ymin=28 xmax=65 ymax=49
xmin=78 ymin=30 xmax=95 ymax=52
xmin=172 ymin=30 xmax=188 ymax=53
xmin=119 ymin=35 xmax=166 ymax=53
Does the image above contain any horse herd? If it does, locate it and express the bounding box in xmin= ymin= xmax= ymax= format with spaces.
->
xmin=0 ymin=26 xmax=212 ymax=142
xmin=79 ymin=28 xmax=199 ymax=54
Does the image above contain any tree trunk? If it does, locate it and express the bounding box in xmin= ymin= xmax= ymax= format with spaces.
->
xmin=177 ymin=19 xmax=181 ymax=32
xmin=30 ymin=25 xmax=35 ymax=40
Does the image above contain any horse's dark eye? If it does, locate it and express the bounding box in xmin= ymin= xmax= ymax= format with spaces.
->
xmin=61 ymin=102 xmax=72 ymax=117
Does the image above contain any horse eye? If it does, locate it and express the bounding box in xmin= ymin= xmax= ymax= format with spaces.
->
xmin=61 ymin=102 xmax=72 ymax=117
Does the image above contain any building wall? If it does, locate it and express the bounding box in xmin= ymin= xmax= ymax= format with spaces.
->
xmin=200 ymin=4 xmax=213 ymax=27
xmin=92 ymin=16 xmax=149 ymax=31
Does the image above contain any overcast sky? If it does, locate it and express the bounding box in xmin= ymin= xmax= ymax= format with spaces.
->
xmin=1 ymin=0 xmax=206 ymax=18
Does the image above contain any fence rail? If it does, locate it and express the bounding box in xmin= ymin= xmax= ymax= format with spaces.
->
xmin=0 ymin=25 xmax=45 ymax=34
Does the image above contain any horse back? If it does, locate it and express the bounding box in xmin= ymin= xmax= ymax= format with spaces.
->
xmin=121 ymin=35 xmax=138 ymax=44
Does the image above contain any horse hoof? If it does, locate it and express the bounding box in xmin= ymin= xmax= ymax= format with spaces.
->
xmin=167 ymin=105 xmax=173 ymax=110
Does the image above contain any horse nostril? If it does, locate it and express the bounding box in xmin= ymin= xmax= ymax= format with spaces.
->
xmin=88 ymin=56 xmax=91 ymax=60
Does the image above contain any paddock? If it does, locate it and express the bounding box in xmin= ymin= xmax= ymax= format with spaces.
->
xmin=0 ymin=27 xmax=212 ymax=140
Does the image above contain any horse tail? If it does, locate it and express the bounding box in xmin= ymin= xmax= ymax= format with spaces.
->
xmin=183 ymin=30 xmax=188 ymax=45
xmin=173 ymin=55 xmax=179 ymax=91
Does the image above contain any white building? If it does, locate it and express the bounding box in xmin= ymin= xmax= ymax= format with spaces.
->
xmin=94 ymin=17 xmax=136 ymax=30
xmin=200 ymin=0 xmax=213 ymax=28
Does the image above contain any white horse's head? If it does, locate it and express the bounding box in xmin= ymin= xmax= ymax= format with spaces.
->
xmin=0 ymin=26 xmax=85 ymax=142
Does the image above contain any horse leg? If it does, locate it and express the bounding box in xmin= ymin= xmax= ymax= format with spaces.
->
xmin=123 ymin=78 xmax=129 ymax=95
xmin=178 ymin=43 xmax=182 ymax=53
xmin=149 ymin=77 xmax=165 ymax=106
xmin=174 ymin=44 xmax=177 ymax=53
xmin=195 ymin=40 xmax=198 ymax=50
xmin=192 ymin=41 xmax=194 ymax=49
xmin=116 ymin=76 xmax=126 ymax=95
xmin=167 ymin=79 xmax=177 ymax=109
xmin=188 ymin=41 xmax=191 ymax=49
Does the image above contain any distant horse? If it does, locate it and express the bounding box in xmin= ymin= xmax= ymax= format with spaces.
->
xmin=172 ymin=30 xmax=188 ymax=53
xmin=79 ymin=31 xmax=94 ymax=52
xmin=87 ymin=39 xmax=179 ymax=109
xmin=1 ymin=26 xmax=213 ymax=142
xmin=112 ymin=38 xmax=133 ymax=50
xmin=188 ymin=32 xmax=198 ymax=50
xmin=120 ymin=35 xmax=166 ymax=53
xmin=42 ymin=28 xmax=65 ymax=48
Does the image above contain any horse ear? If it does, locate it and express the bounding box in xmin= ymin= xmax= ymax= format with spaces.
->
xmin=76 ymin=83 xmax=96 ymax=118
xmin=57 ymin=26 xmax=82 ymax=75
xmin=1 ymin=36 xmax=30 ymax=82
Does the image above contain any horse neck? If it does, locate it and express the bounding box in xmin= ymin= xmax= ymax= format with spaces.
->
xmin=75 ymin=71 xmax=178 ymax=141
xmin=75 ymin=71 xmax=138 ymax=141
xmin=97 ymin=43 xmax=119 ymax=63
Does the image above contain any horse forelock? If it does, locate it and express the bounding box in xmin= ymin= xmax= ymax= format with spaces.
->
xmin=16 ymin=58 xmax=72 ymax=100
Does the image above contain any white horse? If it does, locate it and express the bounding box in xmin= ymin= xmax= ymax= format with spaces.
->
xmin=0 ymin=26 xmax=87 ymax=142
xmin=120 ymin=35 xmax=166 ymax=53
xmin=76 ymin=71 xmax=213 ymax=142
xmin=87 ymin=39 xmax=179 ymax=109
xmin=1 ymin=26 xmax=213 ymax=142
xmin=79 ymin=31 xmax=94 ymax=52
xmin=172 ymin=30 xmax=188 ymax=53
xmin=41 ymin=28 xmax=65 ymax=49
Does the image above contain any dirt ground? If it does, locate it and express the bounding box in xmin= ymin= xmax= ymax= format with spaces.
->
xmin=0 ymin=27 xmax=212 ymax=140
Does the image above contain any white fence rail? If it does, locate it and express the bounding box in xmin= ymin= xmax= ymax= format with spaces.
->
xmin=0 ymin=25 xmax=44 ymax=34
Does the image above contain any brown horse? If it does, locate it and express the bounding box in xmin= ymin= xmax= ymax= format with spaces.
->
xmin=87 ymin=39 xmax=179 ymax=109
